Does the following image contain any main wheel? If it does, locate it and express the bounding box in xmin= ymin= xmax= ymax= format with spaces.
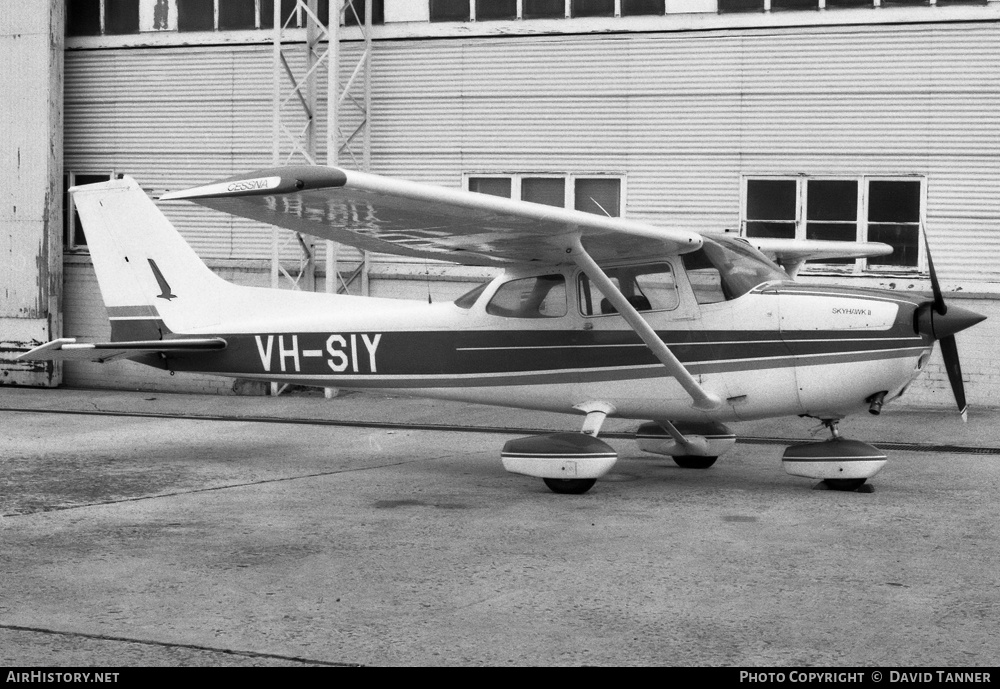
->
xmin=672 ymin=456 xmax=718 ymax=469
xmin=543 ymin=478 xmax=597 ymax=494
xmin=824 ymin=478 xmax=867 ymax=491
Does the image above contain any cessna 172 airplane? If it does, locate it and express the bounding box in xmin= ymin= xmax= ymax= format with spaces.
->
xmin=21 ymin=166 xmax=985 ymax=494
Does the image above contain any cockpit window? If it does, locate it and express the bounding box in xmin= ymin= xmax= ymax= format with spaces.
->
xmin=486 ymin=274 xmax=567 ymax=318
xmin=578 ymin=263 xmax=678 ymax=316
xmin=682 ymin=235 xmax=786 ymax=304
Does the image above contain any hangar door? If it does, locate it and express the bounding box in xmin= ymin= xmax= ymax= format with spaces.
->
xmin=0 ymin=5 xmax=62 ymax=387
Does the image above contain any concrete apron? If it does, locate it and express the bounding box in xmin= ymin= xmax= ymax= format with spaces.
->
xmin=1 ymin=403 xmax=999 ymax=666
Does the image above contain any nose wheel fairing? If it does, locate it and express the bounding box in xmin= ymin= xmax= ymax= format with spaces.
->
xmin=781 ymin=437 xmax=888 ymax=487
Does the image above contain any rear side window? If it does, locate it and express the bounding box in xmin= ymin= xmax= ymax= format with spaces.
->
xmin=453 ymin=282 xmax=490 ymax=309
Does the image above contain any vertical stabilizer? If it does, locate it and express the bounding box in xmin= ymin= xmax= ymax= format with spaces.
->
xmin=71 ymin=177 xmax=232 ymax=339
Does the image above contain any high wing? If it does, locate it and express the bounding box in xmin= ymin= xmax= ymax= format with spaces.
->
xmin=160 ymin=166 xmax=704 ymax=266
xmin=19 ymin=337 xmax=227 ymax=363
xmin=746 ymin=237 xmax=894 ymax=277
xmin=163 ymin=165 xmax=720 ymax=410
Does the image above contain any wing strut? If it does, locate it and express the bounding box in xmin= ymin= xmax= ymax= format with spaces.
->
xmin=567 ymin=236 xmax=722 ymax=412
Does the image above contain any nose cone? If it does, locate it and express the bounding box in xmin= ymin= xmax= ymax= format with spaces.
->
xmin=915 ymin=303 xmax=987 ymax=340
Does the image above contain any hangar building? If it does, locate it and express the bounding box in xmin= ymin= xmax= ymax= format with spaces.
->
xmin=2 ymin=0 xmax=998 ymax=409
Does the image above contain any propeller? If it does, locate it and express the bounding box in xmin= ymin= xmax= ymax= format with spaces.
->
xmin=913 ymin=235 xmax=986 ymax=421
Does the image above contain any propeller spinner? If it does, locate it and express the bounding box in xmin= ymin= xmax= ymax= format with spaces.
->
xmin=913 ymin=236 xmax=986 ymax=421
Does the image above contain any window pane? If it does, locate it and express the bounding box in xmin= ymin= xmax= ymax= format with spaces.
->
xmin=682 ymin=251 xmax=727 ymax=305
xmin=770 ymin=0 xmax=818 ymax=9
xmin=344 ymin=0 xmax=386 ymax=25
xmin=430 ymin=0 xmax=471 ymax=21
xmin=578 ymin=273 xmax=611 ymax=315
xmin=477 ymin=0 xmax=517 ymax=19
xmin=579 ymin=265 xmax=677 ymax=316
xmin=68 ymin=173 xmax=112 ymax=247
xmin=683 ymin=237 xmax=784 ymax=302
xmin=261 ymin=0 xmax=300 ymax=27
xmin=454 ymin=282 xmax=490 ymax=309
xmin=105 ymin=0 xmax=140 ymax=34
xmin=806 ymin=222 xmax=856 ymax=264
xmin=806 ymin=223 xmax=856 ymax=242
xmin=621 ymin=0 xmax=666 ymax=14
xmin=936 ymin=0 xmax=987 ymax=5
xmin=868 ymin=181 xmax=920 ymax=223
xmin=718 ymin=0 xmax=765 ymax=11
xmin=807 ymin=180 xmax=857 ymax=221
xmin=469 ymin=177 xmax=512 ymax=198
xmin=633 ymin=266 xmax=678 ymax=311
xmin=524 ymin=0 xmax=566 ymax=18
xmin=824 ymin=0 xmax=872 ymax=7
xmin=219 ymin=0 xmax=256 ymax=30
xmin=867 ymin=224 xmax=918 ymax=267
xmin=746 ymin=221 xmax=795 ymax=239
xmin=572 ymin=0 xmax=615 ymax=17
xmin=177 ymin=0 xmax=216 ymax=30
xmin=574 ymin=178 xmax=620 ymax=217
xmin=747 ymin=180 xmax=796 ymax=220
xmin=522 ymin=178 xmax=566 ymax=207
xmin=487 ymin=275 xmax=567 ymax=318
xmin=67 ymin=0 xmax=102 ymax=36
xmin=880 ymin=0 xmax=928 ymax=5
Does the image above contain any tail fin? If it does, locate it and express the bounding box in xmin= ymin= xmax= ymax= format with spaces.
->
xmin=71 ymin=177 xmax=232 ymax=340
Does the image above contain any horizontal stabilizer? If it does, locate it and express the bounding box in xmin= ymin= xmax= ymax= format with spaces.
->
xmin=18 ymin=337 xmax=227 ymax=363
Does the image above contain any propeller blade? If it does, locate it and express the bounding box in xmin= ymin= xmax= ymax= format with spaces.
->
xmin=938 ymin=335 xmax=968 ymax=422
xmin=923 ymin=233 xmax=948 ymax=315
xmin=921 ymin=232 xmax=985 ymax=421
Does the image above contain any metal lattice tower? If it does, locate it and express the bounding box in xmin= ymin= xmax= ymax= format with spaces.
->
xmin=271 ymin=0 xmax=373 ymax=395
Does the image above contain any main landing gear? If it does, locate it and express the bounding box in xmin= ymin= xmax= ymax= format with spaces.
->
xmin=543 ymin=477 xmax=598 ymax=495
xmin=635 ymin=421 xmax=735 ymax=469
xmin=781 ymin=419 xmax=887 ymax=491
xmin=500 ymin=402 xmax=619 ymax=495
xmin=500 ymin=409 xmax=887 ymax=495
xmin=501 ymin=432 xmax=617 ymax=495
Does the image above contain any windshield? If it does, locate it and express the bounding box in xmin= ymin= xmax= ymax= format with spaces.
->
xmin=682 ymin=235 xmax=787 ymax=303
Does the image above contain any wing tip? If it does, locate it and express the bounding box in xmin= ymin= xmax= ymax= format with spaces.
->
xmin=160 ymin=166 xmax=347 ymax=201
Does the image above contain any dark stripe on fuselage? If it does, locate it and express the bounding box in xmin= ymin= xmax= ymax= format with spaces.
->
xmin=143 ymin=323 xmax=929 ymax=384
xmin=105 ymin=284 xmax=933 ymax=387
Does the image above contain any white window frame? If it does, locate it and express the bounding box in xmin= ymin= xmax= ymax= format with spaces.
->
xmin=740 ymin=174 xmax=926 ymax=273
xmin=464 ymin=172 xmax=627 ymax=218
xmin=466 ymin=1 xmax=633 ymax=21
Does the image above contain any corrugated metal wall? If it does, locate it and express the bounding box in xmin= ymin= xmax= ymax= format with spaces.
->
xmin=368 ymin=23 xmax=1000 ymax=278
xmin=64 ymin=21 xmax=1000 ymax=280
